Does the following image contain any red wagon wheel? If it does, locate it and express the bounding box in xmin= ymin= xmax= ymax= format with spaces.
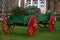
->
xmin=2 ymin=14 xmax=14 ymax=34
xmin=50 ymin=16 xmax=56 ymax=32
xmin=28 ymin=16 xmax=40 ymax=37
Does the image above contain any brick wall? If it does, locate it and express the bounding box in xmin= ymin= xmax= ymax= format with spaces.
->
xmin=50 ymin=0 xmax=54 ymax=13
xmin=0 ymin=0 xmax=60 ymax=14
xmin=57 ymin=2 xmax=60 ymax=14
xmin=21 ymin=0 xmax=24 ymax=7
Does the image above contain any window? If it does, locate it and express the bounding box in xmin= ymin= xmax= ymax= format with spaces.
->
xmin=33 ymin=1 xmax=38 ymax=6
xmin=26 ymin=1 xmax=38 ymax=7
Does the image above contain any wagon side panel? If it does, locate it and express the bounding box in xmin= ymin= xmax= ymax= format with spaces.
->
xmin=24 ymin=15 xmax=31 ymax=24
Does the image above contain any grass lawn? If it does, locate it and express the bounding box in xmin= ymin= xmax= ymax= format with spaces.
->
xmin=0 ymin=21 xmax=60 ymax=40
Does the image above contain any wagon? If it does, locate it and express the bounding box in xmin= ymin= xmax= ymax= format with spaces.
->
xmin=2 ymin=6 xmax=56 ymax=37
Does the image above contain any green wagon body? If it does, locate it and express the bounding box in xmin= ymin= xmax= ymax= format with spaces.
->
xmin=38 ymin=12 xmax=51 ymax=22
xmin=7 ymin=15 xmax=31 ymax=25
xmin=7 ymin=12 xmax=51 ymax=25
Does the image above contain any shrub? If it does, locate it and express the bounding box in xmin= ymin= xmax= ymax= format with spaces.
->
xmin=10 ymin=6 xmax=40 ymax=15
xmin=24 ymin=6 xmax=40 ymax=15
xmin=10 ymin=6 xmax=24 ymax=15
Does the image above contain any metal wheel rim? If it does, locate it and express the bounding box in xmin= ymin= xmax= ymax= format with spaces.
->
xmin=50 ymin=16 xmax=56 ymax=32
xmin=28 ymin=16 xmax=40 ymax=37
xmin=2 ymin=14 xmax=14 ymax=34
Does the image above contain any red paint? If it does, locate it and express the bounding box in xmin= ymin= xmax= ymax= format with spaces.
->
xmin=50 ymin=16 xmax=56 ymax=32
xmin=28 ymin=16 xmax=40 ymax=37
xmin=2 ymin=14 xmax=14 ymax=34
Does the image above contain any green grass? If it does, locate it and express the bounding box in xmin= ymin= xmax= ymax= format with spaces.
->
xmin=0 ymin=21 xmax=60 ymax=40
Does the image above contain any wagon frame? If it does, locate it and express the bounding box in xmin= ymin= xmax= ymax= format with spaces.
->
xmin=2 ymin=10 xmax=56 ymax=37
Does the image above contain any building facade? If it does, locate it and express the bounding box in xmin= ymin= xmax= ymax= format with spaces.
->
xmin=0 ymin=0 xmax=60 ymax=14
xmin=18 ymin=0 xmax=55 ymax=13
